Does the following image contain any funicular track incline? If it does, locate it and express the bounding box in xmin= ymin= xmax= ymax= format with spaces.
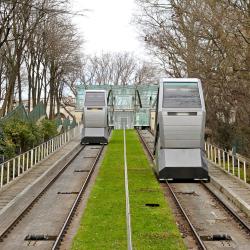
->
xmin=0 ymin=144 xmax=104 ymax=250
xmin=137 ymin=129 xmax=250 ymax=250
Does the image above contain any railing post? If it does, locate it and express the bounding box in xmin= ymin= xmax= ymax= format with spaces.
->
xmin=218 ymin=149 xmax=221 ymax=166
xmin=232 ymin=155 xmax=235 ymax=175
xmin=211 ymin=146 xmax=213 ymax=162
xmin=26 ymin=152 xmax=29 ymax=170
xmin=31 ymin=149 xmax=34 ymax=167
xmin=244 ymin=161 xmax=247 ymax=183
xmin=0 ymin=164 xmax=3 ymax=188
xmin=42 ymin=144 xmax=44 ymax=159
xmin=223 ymin=151 xmax=225 ymax=169
xmin=207 ymin=144 xmax=210 ymax=160
xmin=38 ymin=146 xmax=41 ymax=162
xmin=18 ymin=155 xmax=21 ymax=176
xmin=227 ymin=153 xmax=230 ymax=173
xmin=22 ymin=154 xmax=25 ymax=173
xmin=215 ymin=147 xmax=217 ymax=164
xmin=35 ymin=147 xmax=37 ymax=164
xmin=12 ymin=159 xmax=15 ymax=180
xmin=238 ymin=158 xmax=240 ymax=179
xmin=7 ymin=161 xmax=10 ymax=184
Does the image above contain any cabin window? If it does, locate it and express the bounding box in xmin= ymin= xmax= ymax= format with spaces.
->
xmin=163 ymin=82 xmax=201 ymax=108
xmin=85 ymin=92 xmax=106 ymax=106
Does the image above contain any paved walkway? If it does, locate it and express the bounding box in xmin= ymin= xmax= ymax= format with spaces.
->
xmin=0 ymin=139 xmax=80 ymax=213
xmin=209 ymin=162 xmax=250 ymax=217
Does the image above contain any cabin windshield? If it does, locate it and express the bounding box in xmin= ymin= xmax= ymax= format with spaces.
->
xmin=163 ymin=82 xmax=201 ymax=108
xmin=85 ymin=92 xmax=106 ymax=106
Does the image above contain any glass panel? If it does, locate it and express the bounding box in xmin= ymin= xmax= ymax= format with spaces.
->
xmin=84 ymin=92 xmax=105 ymax=106
xmin=163 ymin=82 xmax=201 ymax=108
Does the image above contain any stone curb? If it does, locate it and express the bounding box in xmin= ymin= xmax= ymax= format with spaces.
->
xmin=210 ymin=175 xmax=250 ymax=217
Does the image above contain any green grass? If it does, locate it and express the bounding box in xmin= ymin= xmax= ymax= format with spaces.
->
xmin=71 ymin=130 xmax=186 ymax=250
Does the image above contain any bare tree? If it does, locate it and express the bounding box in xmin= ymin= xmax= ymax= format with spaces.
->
xmin=135 ymin=0 xmax=250 ymax=153
xmin=79 ymin=52 xmax=158 ymax=86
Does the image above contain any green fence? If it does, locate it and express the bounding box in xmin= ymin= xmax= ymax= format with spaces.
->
xmin=0 ymin=102 xmax=77 ymax=131
xmin=29 ymin=102 xmax=47 ymax=123
xmin=0 ymin=105 xmax=29 ymax=123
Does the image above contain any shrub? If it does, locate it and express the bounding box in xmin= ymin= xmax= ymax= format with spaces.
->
xmin=39 ymin=119 xmax=58 ymax=141
xmin=1 ymin=118 xmax=41 ymax=152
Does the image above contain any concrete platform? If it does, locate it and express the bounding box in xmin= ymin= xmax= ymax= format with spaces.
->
xmin=209 ymin=162 xmax=250 ymax=217
xmin=0 ymin=138 xmax=81 ymax=237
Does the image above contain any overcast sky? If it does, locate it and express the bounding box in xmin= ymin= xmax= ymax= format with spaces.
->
xmin=71 ymin=0 xmax=147 ymax=57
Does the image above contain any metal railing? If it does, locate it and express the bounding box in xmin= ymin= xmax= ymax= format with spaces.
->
xmin=0 ymin=126 xmax=80 ymax=189
xmin=205 ymin=142 xmax=249 ymax=183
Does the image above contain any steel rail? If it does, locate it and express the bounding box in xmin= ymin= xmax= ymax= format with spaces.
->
xmin=136 ymin=129 xmax=154 ymax=161
xmin=52 ymin=145 xmax=105 ymax=250
xmin=0 ymin=145 xmax=86 ymax=242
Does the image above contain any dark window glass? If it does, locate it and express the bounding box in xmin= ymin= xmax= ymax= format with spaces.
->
xmin=85 ymin=92 xmax=105 ymax=106
xmin=163 ymin=82 xmax=201 ymax=108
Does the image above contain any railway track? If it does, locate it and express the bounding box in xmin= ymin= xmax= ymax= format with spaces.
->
xmin=137 ymin=129 xmax=250 ymax=250
xmin=0 ymin=145 xmax=104 ymax=250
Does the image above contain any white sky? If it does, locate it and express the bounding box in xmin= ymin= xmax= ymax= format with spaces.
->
xmin=71 ymin=0 xmax=147 ymax=57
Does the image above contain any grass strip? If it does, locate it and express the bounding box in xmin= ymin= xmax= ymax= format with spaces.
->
xmin=71 ymin=129 xmax=186 ymax=250
xmin=126 ymin=130 xmax=186 ymax=250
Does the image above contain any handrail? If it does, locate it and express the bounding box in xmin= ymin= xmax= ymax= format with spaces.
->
xmin=0 ymin=125 xmax=80 ymax=189
xmin=205 ymin=142 xmax=248 ymax=183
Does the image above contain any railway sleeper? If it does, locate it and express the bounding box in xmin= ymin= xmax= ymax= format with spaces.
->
xmin=25 ymin=234 xmax=57 ymax=241
xmin=74 ymin=169 xmax=90 ymax=173
xmin=57 ymin=192 xmax=79 ymax=195
xmin=200 ymin=234 xmax=232 ymax=241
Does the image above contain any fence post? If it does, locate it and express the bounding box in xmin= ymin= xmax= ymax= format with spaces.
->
xmin=238 ymin=158 xmax=240 ymax=179
xmin=244 ymin=161 xmax=247 ymax=183
xmin=232 ymin=155 xmax=235 ymax=175
xmin=52 ymin=140 xmax=54 ymax=152
xmin=218 ymin=149 xmax=221 ymax=166
xmin=223 ymin=151 xmax=225 ymax=169
xmin=207 ymin=144 xmax=210 ymax=160
xmin=0 ymin=164 xmax=3 ymax=187
xmin=31 ymin=149 xmax=34 ymax=167
xmin=7 ymin=161 xmax=10 ymax=184
xmin=26 ymin=152 xmax=29 ymax=170
xmin=227 ymin=153 xmax=230 ymax=173
xmin=22 ymin=154 xmax=25 ymax=173
xmin=18 ymin=155 xmax=21 ymax=176
xmin=12 ymin=159 xmax=16 ymax=180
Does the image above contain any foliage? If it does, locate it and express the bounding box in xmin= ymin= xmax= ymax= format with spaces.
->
xmin=0 ymin=134 xmax=16 ymax=160
xmin=0 ymin=118 xmax=58 ymax=161
xmin=1 ymin=119 xmax=41 ymax=152
xmin=39 ymin=119 xmax=58 ymax=141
